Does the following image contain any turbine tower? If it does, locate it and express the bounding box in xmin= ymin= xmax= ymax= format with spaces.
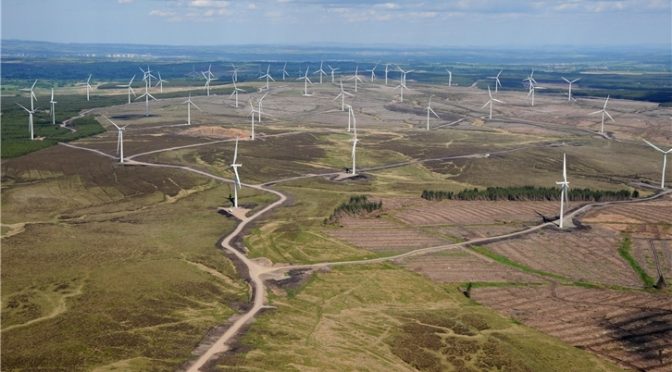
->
xmin=50 ymin=88 xmax=57 ymax=125
xmin=183 ymin=94 xmax=201 ymax=126
xmin=347 ymin=66 xmax=365 ymax=92
xmin=384 ymin=64 xmax=391 ymax=86
xmin=643 ymin=139 xmax=672 ymax=189
xmin=334 ymin=79 xmax=353 ymax=111
xmin=231 ymin=78 xmax=246 ymax=108
xmin=135 ymin=84 xmax=158 ymax=117
xmin=257 ymin=93 xmax=268 ymax=123
xmin=314 ymin=61 xmax=328 ymax=84
xmin=248 ymin=99 xmax=260 ymax=140
xmin=259 ymin=64 xmax=275 ymax=90
xmin=345 ymin=104 xmax=357 ymax=132
xmin=523 ymin=69 xmax=536 ymax=90
xmin=481 ymin=86 xmax=504 ymax=120
xmin=78 ymin=74 xmax=93 ymax=101
xmin=281 ymin=62 xmax=290 ymax=81
xmin=395 ymin=79 xmax=408 ymax=102
xmin=106 ymin=117 xmax=128 ymax=164
xmin=20 ymin=80 xmax=38 ymax=111
xmin=350 ymin=111 xmax=358 ymax=175
xmin=230 ymin=63 xmax=239 ymax=82
xmin=140 ymin=66 xmax=156 ymax=87
xmin=426 ymin=96 xmax=440 ymax=130
xmin=17 ymin=103 xmax=36 ymax=140
xmin=297 ymin=67 xmax=313 ymax=96
xmin=122 ymin=75 xmax=137 ymax=104
xmin=155 ymin=72 xmax=168 ymax=93
xmin=230 ymin=137 xmax=242 ymax=208
xmin=201 ymin=65 xmax=215 ymax=96
xmin=367 ymin=64 xmax=377 ymax=82
xmin=328 ymin=65 xmax=339 ymax=84
xmin=561 ymin=77 xmax=580 ymax=102
xmin=589 ymin=96 xmax=615 ymax=135
xmin=555 ymin=153 xmax=570 ymax=229
xmin=446 ymin=69 xmax=453 ymax=87
xmin=489 ymin=70 xmax=503 ymax=93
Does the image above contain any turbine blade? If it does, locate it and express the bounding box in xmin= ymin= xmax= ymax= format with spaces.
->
xmin=643 ymin=139 xmax=665 ymax=153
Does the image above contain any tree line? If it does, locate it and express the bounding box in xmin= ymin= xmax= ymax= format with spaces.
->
xmin=421 ymin=186 xmax=638 ymax=202
xmin=324 ymin=195 xmax=383 ymax=225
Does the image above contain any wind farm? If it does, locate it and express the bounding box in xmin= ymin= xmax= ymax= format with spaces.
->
xmin=1 ymin=2 xmax=671 ymax=372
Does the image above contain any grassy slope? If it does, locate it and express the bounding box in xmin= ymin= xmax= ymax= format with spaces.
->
xmin=218 ymin=264 xmax=621 ymax=371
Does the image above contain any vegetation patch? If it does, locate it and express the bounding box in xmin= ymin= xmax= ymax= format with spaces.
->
xmin=323 ymin=195 xmax=382 ymax=225
xmin=618 ymin=235 xmax=655 ymax=288
xmin=422 ymin=186 xmax=637 ymax=202
xmin=471 ymin=246 xmax=569 ymax=282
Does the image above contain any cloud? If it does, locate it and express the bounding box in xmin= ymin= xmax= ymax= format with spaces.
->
xmin=117 ymin=0 xmax=133 ymax=3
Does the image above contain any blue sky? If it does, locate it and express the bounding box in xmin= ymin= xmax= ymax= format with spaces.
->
xmin=1 ymin=0 xmax=670 ymax=47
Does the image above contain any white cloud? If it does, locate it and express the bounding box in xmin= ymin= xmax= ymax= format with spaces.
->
xmin=117 ymin=0 xmax=133 ymax=3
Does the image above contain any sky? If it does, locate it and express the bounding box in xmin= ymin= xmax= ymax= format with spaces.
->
xmin=1 ymin=0 xmax=671 ymax=47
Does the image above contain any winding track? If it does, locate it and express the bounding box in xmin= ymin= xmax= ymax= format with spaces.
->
xmin=59 ymin=138 xmax=671 ymax=371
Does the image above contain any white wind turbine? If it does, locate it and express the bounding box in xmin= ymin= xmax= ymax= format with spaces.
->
xmin=183 ymin=94 xmax=201 ymax=126
xmin=49 ymin=88 xmax=57 ymax=125
xmin=489 ymin=70 xmax=503 ymax=93
xmin=202 ymin=65 xmax=215 ymax=96
xmin=140 ymin=65 xmax=156 ymax=87
xmin=135 ymin=83 xmax=158 ymax=117
xmin=328 ymin=65 xmax=339 ymax=84
xmin=345 ymin=103 xmax=357 ymax=132
xmin=121 ymin=75 xmax=137 ymax=104
xmin=481 ymin=86 xmax=503 ymax=120
xmin=350 ymin=108 xmax=359 ymax=175
xmin=78 ymin=74 xmax=93 ymax=101
xmin=426 ymin=96 xmax=440 ymax=130
xmin=155 ymin=72 xmax=168 ymax=93
xmin=334 ymin=79 xmax=353 ymax=111
xmin=231 ymin=78 xmax=246 ymax=108
xmin=395 ymin=76 xmax=409 ymax=102
xmin=347 ymin=66 xmax=365 ymax=92
xmin=367 ymin=64 xmax=377 ymax=82
xmin=106 ymin=117 xmax=128 ymax=164
xmin=643 ymin=139 xmax=672 ymax=189
xmin=16 ymin=103 xmax=36 ymax=140
xmin=556 ymin=153 xmax=570 ymax=229
xmin=230 ymin=63 xmax=239 ymax=82
xmin=589 ymin=95 xmax=614 ymax=135
xmin=398 ymin=66 xmax=413 ymax=87
xmin=230 ymin=137 xmax=243 ymax=208
xmin=446 ymin=69 xmax=453 ymax=87
xmin=281 ymin=62 xmax=290 ymax=81
xmin=384 ymin=64 xmax=391 ymax=86
xmin=523 ymin=69 xmax=537 ymax=90
xmin=259 ymin=64 xmax=275 ymax=90
xmin=297 ymin=67 xmax=313 ymax=96
xmin=314 ymin=61 xmax=328 ymax=84
xmin=561 ymin=77 xmax=580 ymax=102
xmin=527 ymin=80 xmax=544 ymax=106
xmin=20 ymin=80 xmax=38 ymax=111
xmin=248 ymin=99 xmax=260 ymax=140
xmin=257 ymin=93 xmax=268 ymax=123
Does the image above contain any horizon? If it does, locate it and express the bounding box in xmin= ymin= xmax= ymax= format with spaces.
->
xmin=2 ymin=0 xmax=671 ymax=47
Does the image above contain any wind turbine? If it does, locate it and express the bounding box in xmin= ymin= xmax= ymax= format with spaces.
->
xmin=20 ymin=80 xmax=38 ymax=111
xmin=122 ymin=75 xmax=137 ymax=104
xmin=135 ymin=84 xmax=158 ymax=117
xmin=49 ymin=88 xmax=57 ymax=125
xmin=230 ymin=137 xmax=242 ymax=208
xmin=183 ymin=94 xmax=201 ymax=126
xmin=426 ymin=96 xmax=439 ymax=130
xmin=367 ymin=64 xmax=377 ymax=82
xmin=140 ymin=66 xmax=156 ymax=87
xmin=230 ymin=63 xmax=239 ymax=82
xmin=155 ymin=72 xmax=168 ymax=93
xmin=523 ymin=69 xmax=537 ymax=89
xmin=481 ymin=86 xmax=503 ymax=120
xmin=350 ymin=109 xmax=358 ymax=175
xmin=297 ymin=67 xmax=313 ymax=96
xmin=527 ymin=80 xmax=544 ymax=106
xmin=384 ymin=64 xmax=391 ymax=86
xmin=231 ymin=78 xmax=246 ymax=108
xmin=328 ymin=65 xmax=339 ymax=84
xmin=257 ymin=93 xmax=268 ymax=123
xmin=334 ymin=79 xmax=353 ymax=111
xmin=561 ymin=77 xmax=580 ymax=102
xmin=78 ymin=74 xmax=93 ymax=101
xmin=643 ymin=139 xmax=672 ymax=189
xmin=16 ymin=103 xmax=36 ymax=140
xmin=347 ymin=66 xmax=365 ymax=92
xmin=446 ymin=69 xmax=453 ymax=87
xmin=314 ymin=61 xmax=328 ymax=84
xmin=555 ymin=153 xmax=570 ymax=229
xmin=202 ymin=65 xmax=215 ymax=96
xmin=281 ymin=62 xmax=290 ymax=81
xmin=259 ymin=64 xmax=274 ymax=90
xmin=105 ymin=117 xmax=128 ymax=164
xmin=345 ymin=103 xmax=357 ymax=132
xmin=397 ymin=66 xmax=414 ymax=87
xmin=589 ymin=96 xmax=614 ymax=135
xmin=489 ymin=70 xmax=503 ymax=93
xmin=248 ymin=99 xmax=260 ymax=140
